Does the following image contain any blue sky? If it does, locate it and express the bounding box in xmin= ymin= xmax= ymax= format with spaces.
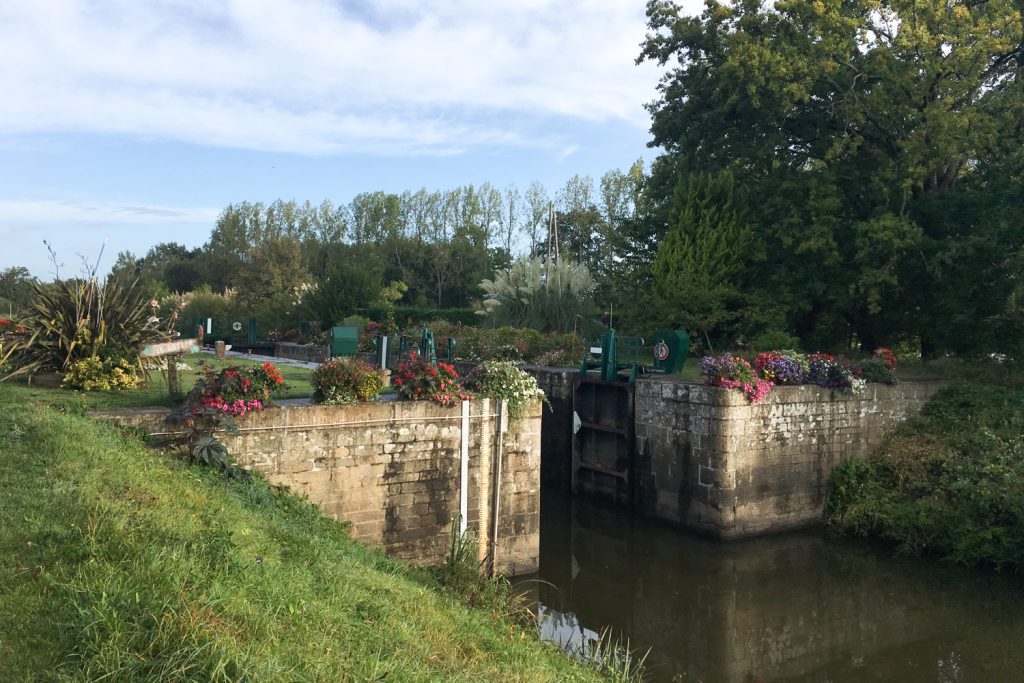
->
xmin=0 ymin=0 xmax=701 ymax=278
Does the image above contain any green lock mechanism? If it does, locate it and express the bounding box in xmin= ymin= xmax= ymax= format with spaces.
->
xmin=579 ymin=329 xmax=690 ymax=382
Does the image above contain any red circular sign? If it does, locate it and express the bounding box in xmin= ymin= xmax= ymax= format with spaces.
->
xmin=654 ymin=341 xmax=670 ymax=361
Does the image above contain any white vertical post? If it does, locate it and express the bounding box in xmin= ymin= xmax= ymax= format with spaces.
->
xmin=380 ymin=335 xmax=389 ymax=369
xmin=205 ymin=318 xmax=212 ymax=335
xmin=460 ymin=400 xmax=470 ymax=534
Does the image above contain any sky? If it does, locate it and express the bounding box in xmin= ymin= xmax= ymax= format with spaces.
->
xmin=0 ymin=0 xmax=702 ymax=278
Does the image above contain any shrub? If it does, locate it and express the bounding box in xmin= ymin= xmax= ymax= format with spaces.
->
xmin=0 ymin=318 xmax=29 ymax=372
xmin=394 ymin=355 xmax=473 ymax=407
xmin=699 ymin=353 xmax=774 ymax=403
xmin=311 ymin=357 xmax=386 ymax=405
xmin=62 ymin=355 xmax=140 ymax=391
xmin=826 ymin=384 xmax=1024 ymax=569
xmin=751 ymin=329 xmax=800 ymax=352
xmin=860 ymin=359 xmax=896 ymax=385
xmin=466 ymin=361 xmax=548 ymax=421
xmin=859 ymin=347 xmax=898 ymax=385
xmin=422 ymin=321 xmax=583 ymax=366
xmin=189 ymin=361 xmax=285 ymax=416
xmin=5 ymin=273 xmax=161 ymax=379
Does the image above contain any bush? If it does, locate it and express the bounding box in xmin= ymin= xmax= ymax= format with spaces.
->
xmin=62 ymin=355 xmax=140 ymax=391
xmin=394 ymin=355 xmax=472 ymax=407
xmin=466 ymin=361 xmax=548 ymax=421
xmin=422 ymin=321 xmax=583 ymax=366
xmin=825 ymin=384 xmax=1024 ymax=569
xmin=751 ymin=329 xmax=800 ymax=352
xmin=189 ymin=361 xmax=285 ymax=416
xmin=6 ymin=273 xmax=160 ymax=379
xmin=367 ymin=305 xmax=478 ymax=328
xmin=860 ymin=359 xmax=897 ymax=384
xmin=311 ymin=357 xmax=386 ymax=405
xmin=478 ymin=257 xmax=596 ymax=333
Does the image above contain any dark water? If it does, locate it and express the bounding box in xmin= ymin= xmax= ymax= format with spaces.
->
xmin=518 ymin=491 xmax=1024 ymax=683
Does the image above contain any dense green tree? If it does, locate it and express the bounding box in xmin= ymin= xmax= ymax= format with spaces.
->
xmin=652 ymin=171 xmax=752 ymax=345
xmin=0 ymin=266 xmax=37 ymax=315
xmin=639 ymin=0 xmax=1024 ymax=353
xmin=305 ymin=245 xmax=386 ymax=324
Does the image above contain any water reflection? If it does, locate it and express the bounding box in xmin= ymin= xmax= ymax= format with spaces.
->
xmin=521 ymin=491 xmax=1024 ymax=683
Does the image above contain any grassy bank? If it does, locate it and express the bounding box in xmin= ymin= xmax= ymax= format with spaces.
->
xmin=825 ymin=380 xmax=1024 ymax=570
xmin=0 ymin=383 xmax=601 ymax=681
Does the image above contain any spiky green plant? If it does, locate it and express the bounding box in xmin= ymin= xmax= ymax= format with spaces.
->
xmin=4 ymin=273 xmax=161 ymax=380
xmin=478 ymin=257 xmax=595 ymax=333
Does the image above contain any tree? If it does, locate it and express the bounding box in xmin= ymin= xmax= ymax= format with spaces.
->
xmin=652 ymin=171 xmax=751 ymax=345
xmin=234 ymin=236 xmax=311 ymax=324
xmin=639 ymin=0 xmax=1024 ymax=353
xmin=0 ymin=266 xmax=38 ymax=315
xmin=305 ymin=245 xmax=385 ymax=324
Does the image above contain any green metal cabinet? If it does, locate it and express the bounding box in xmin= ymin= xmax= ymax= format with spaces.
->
xmin=329 ymin=326 xmax=358 ymax=357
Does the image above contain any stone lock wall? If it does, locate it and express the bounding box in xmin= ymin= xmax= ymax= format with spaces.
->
xmin=633 ymin=380 xmax=946 ymax=538
xmin=521 ymin=366 xmax=577 ymax=490
xmin=96 ymin=398 xmax=541 ymax=574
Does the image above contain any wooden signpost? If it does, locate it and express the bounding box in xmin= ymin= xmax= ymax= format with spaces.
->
xmin=140 ymin=338 xmax=201 ymax=397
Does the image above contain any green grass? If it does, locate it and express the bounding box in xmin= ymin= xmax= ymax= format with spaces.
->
xmin=0 ymin=382 xmax=602 ymax=682
xmin=13 ymin=352 xmax=314 ymax=410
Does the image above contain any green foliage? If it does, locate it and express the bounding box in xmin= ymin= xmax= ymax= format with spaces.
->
xmin=426 ymin=320 xmax=584 ymax=366
xmin=0 ymin=266 xmax=38 ymax=315
xmin=859 ymin=359 xmax=897 ymax=385
xmin=479 ymin=257 xmax=596 ymax=334
xmin=640 ymin=0 xmax=1024 ymax=354
xmin=825 ymin=384 xmax=1024 ymax=569
xmin=751 ymin=330 xmax=801 ymax=353
xmin=311 ymin=357 xmax=385 ymax=405
xmin=652 ymin=171 xmax=752 ymax=342
xmin=467 ymin=361 xmax=548 ymax=421
xmin=577 ymin=629 xmax=650 ymax=683
xmin=373 ymin=305 xmax=479 ymax=328
xmin=62 ymin=355 xmax=140 ymax=392
xmin=5 ymin=272 xmax=161 ymax=380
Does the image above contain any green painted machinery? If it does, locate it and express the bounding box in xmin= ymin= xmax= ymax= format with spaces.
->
xmin=579 ymin=329 xmax=690 ymax=382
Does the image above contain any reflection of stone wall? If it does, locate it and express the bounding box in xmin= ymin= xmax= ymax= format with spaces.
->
xmin=634 ymin=380 xmax=946 ymax=538
xmin=95 ymin=399 xmax=541 ymax=574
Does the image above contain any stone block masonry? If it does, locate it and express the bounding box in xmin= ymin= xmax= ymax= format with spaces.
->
xmin=274 ymin=342 xmax=329 ymax=364
xmin=633 ymin=379 xmax=946 ymax=538
xmin=95 ymin=398 xmax=541 ymax=575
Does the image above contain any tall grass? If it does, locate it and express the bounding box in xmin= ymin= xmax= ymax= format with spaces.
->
xmin=0 ymin=383 xmax=604 ymax=682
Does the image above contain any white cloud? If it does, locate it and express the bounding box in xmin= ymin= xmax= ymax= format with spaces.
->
xmin=0 ymin=199 xmax=219 ymax=226
xmin=0 ymin=0 xmax=703 ymax=155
